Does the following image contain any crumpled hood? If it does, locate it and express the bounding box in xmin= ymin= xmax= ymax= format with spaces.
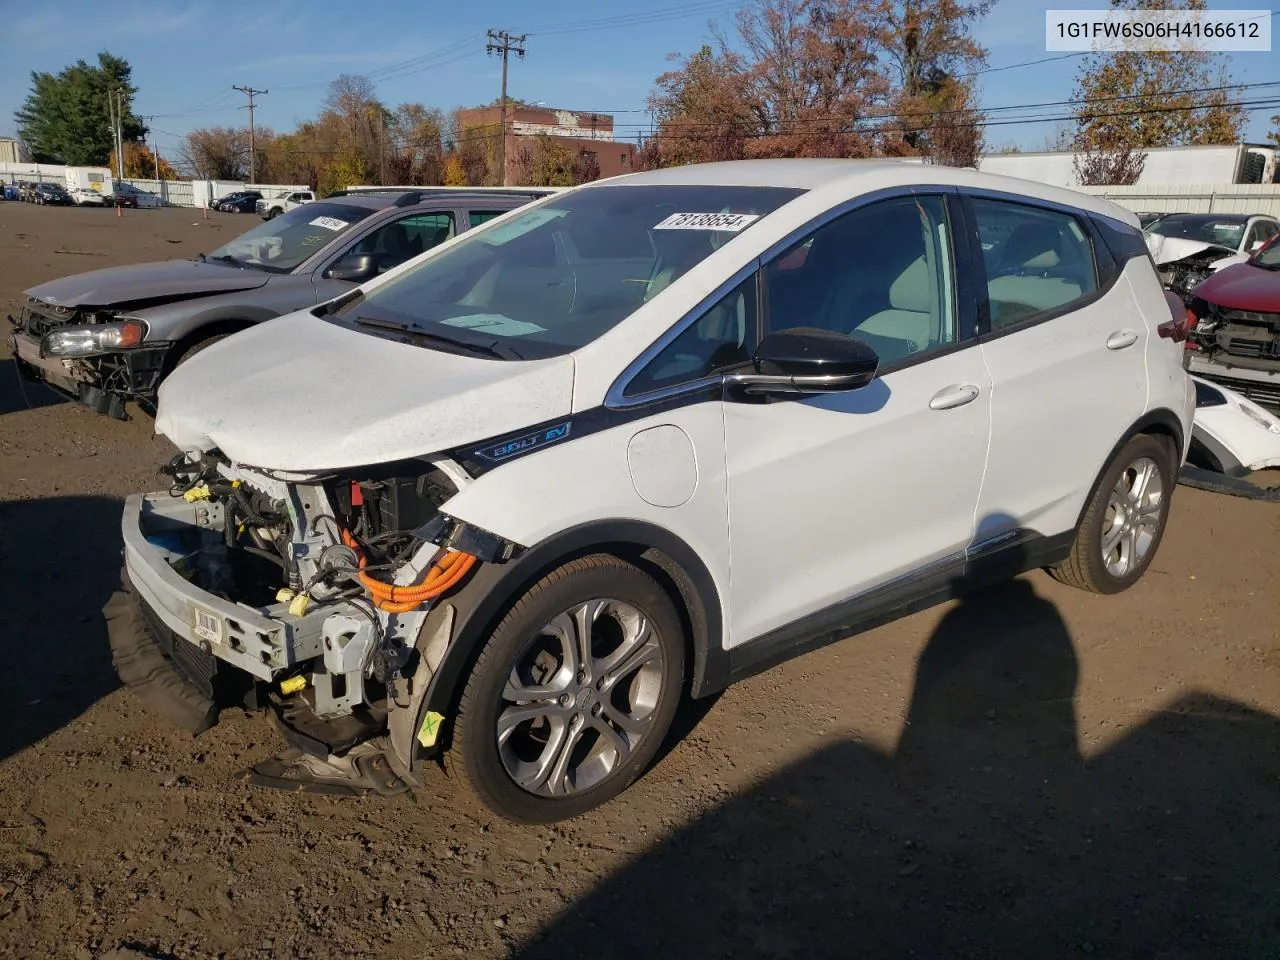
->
xmin=26 ymin=259 xmax=270 ymax=309
xmin=1192 ymin=262 xmax=1280 ymax=313
xmin=1145 ymin=234 xmax=1236 ymax=267
xmin=155 ymin=310 xmax=577 ymax=472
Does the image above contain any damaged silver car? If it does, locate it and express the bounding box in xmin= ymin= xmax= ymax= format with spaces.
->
xmin=1145 ymin=212 xmax=1280 ymax=301
xmin=8 ymin=188 xmax=549 ymax=418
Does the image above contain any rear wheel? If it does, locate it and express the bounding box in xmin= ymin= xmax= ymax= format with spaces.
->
xmin=453 ymin=555 xmax=686 ymax=823
xmin=1049 ymin=433 xmax=1176 ymax=594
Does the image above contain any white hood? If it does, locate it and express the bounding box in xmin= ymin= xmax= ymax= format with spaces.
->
xmin=1144 ymin=233 xmax=1236 ymax=267
xmin=155 ymin=310 xmax=576 ymax=472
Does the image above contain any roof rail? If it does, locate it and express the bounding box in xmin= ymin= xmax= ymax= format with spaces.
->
xmin=336 ymin=184 xmax=565 ymax=195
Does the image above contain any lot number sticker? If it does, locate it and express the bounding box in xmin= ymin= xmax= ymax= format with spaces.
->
xmin=654 ymin=211 xmax=760 ymax=231
xmin=309 ymin=216 xmax=349 ymax=231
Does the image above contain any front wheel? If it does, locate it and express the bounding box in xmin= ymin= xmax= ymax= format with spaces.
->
xmin=1049 ymin=433 xmax=1176 ymax=594
xmin=453 ymin=555 xmax=686 ymax=823
xmin=266 ymin=207 xmax=281 ymax=219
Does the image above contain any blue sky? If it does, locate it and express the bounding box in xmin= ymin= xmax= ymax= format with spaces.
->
xmin=1 ymin=0 xmax=1275 ymax=163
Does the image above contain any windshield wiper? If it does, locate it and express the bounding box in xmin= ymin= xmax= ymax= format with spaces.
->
xmin=353 ymin=316 xmax=524 ymax=360
xmin=209 ymin=254 xmax=247 ymax=268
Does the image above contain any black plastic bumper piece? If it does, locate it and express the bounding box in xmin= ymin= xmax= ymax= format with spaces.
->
xmin=104 ymin=586 xmax=219 ymax=735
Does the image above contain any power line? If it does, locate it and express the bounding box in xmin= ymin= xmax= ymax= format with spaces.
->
xmin=487 ymin=30 xmax=527 ymax=186
xmin=521 ymin=0 xmax=739 ymax=36
xmin=233 ymin=85 xmax=268 ymax=182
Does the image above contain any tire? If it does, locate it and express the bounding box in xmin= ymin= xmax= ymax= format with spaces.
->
xmin=453 ymin=554 xmax=686 ymax=823
xmin=267 ymin=207 xmax=281 ymax=219
xmin=1048 ymin=433 xmax=1176 ymax=594
xmin=175 ymin=332 xmax=232 ymax=368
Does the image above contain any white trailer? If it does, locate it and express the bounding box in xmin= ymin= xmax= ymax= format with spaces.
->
xmin=978 ymin=143 xmax=1278 ymax=189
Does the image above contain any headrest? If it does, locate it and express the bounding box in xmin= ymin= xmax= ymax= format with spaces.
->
xmin=889 ymin=256 xmax=931 ymax=312
xmin=1002 ymin=223 xmax=1061 ymax=270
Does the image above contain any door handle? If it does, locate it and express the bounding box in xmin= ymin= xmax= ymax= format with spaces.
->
xmin=1106 ymin=330 xmax=1139 ymax=350
xmin=929 ymin=383 xmax=981 ymax=410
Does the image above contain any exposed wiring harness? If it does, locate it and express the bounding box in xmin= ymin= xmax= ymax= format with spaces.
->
xmin=340 ymin=529 xmax=477 ymax=613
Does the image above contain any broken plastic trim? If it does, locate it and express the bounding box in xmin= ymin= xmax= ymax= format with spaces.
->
xmin=414 ymin=513 xmax=521 ymax=563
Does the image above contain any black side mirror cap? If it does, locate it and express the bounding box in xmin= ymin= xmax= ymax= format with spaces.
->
xmin=731 ymin=327 xmax=879 ymax=396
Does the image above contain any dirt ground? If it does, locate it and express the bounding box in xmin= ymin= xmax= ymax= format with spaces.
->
xmin=0 ymin=202 xmax=1277 ymax=960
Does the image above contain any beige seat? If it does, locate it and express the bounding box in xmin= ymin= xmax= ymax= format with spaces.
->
xmin=852 ymin=256 xmax=937 ymax=363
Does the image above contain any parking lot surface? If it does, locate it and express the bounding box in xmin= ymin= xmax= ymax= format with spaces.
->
xmin=1 ymin=203 xmax=1277 ymax=959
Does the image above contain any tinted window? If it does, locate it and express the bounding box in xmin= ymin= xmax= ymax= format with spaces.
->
xmin=469 ymin=210 xmax=506 ymax=226
xmin=970 ymin=198 xmax=1098 ymax=330
xmin=206 ymin=202 xmax=374 ymax=273
xmin=762 ymin=195 xmax=958 ymax=365
xmin=626 ymin=274 xmax=758 ymax=396
xmin=332 ymin=184 xmax=802 ymax=356
xmin=349 ymin=212 xmax=455 ymax=273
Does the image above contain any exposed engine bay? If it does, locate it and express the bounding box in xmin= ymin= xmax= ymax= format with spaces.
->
xmin=122 ymin=449 xmax=520 ymax=784
xmin=1157 ymin=247 xmax=1239 ymax=300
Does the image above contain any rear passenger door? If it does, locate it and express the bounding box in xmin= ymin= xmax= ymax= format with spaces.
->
xmin=966 ymin=193 xmax=1149 ymax=544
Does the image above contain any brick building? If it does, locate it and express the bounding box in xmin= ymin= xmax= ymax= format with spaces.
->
xmin=454 ymin=105 xmax=636 ymax=184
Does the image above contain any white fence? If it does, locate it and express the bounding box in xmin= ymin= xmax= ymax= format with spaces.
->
xmin=1079 ymin=183 xmax=1280 ymax=217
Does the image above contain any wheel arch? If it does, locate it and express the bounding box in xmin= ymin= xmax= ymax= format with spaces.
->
xmin=1071 ymin=407 xmax=1185 ymax=535
xmin=413 ymin=519 xmax=727 ymax=754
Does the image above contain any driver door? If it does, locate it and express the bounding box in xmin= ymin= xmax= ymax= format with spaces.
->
xmin=722 ymin=193 xmax=992 ymax=648
xmin=311 ymin=211 xmax=458 ymax=301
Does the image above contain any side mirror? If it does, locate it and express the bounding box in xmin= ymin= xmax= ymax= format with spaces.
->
xmin=731 ymin=327 xmax=879 ymax=396
xmin=326 ymin=253 xmax=378 ymax=282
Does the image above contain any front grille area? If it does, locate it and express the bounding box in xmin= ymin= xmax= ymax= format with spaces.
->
xmin=1217 ymin=323 xmax=1280 ymax=361
xmin=138 ymin=598 xmax=219 ymax=700
xmin=21 ymin=299 xmax=80 ymax=338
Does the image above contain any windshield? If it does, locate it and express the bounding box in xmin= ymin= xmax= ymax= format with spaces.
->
xmin=204 ymin=201 xmax=374 ymax=273
xmin=330 ymin=183 xmax=803 ymax=356
xmin=1147 ymin=215 xmax=1246 ymax=250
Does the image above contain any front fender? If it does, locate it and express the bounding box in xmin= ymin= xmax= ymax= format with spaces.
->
xmin=130 ymin=280 xmax=309 ymax=343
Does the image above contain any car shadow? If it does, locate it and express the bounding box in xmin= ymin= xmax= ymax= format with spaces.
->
xmin=0 ymin=357 xmax=65 ymax=416
xmin=516 ymin=576 xmax=1280 ymax=959
xmin=0 ymin=495 xmax=124 ymax=761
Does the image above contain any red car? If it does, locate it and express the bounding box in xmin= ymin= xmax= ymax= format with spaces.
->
xmin=1186 ymin=232 xmax=1280 ymax=410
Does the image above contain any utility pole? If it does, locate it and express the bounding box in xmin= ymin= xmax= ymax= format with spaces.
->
xmin=486 ymin=29 xmax=525 ymax=186
xmin=107 ymin=88 xmax=125 ymax=179
xmin=233 ymin=85 xmax=267 ymax=183
xmin=142 ymin=116 xmax=161 ymax=180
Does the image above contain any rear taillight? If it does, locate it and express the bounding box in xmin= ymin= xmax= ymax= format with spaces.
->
xmin=1158 ymin=306 xmax=1194 ymax=343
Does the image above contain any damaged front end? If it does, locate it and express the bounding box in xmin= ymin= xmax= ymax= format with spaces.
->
xmin=1185 ymin=299 xmax=1280 ymax=410
xmin=8 ymin=297 xmax=171 ymax=418
xmin=1146 ymin=237 xmax=1241 ymax=302
xmin=108 ymin=449 xmax=520 ymax=794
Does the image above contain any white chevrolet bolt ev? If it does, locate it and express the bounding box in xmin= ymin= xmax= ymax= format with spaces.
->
xmin=108 ymin=160 xmax=1196 ymax=822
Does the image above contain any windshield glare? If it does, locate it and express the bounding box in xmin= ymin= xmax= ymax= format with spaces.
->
xmin=206 ymin=202 xmax=372 ymax=273
xmin=332 ymin=184 xmax=803 ymax=355
xmin=1147 ymin=215 xmax=1246 ymax=250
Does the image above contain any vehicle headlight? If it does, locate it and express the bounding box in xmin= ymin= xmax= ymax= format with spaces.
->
xmin=40 ymin=320 xmax=147 ymax=358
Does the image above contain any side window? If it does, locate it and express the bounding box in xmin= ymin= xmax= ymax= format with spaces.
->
xmin=762 ymin=195 xmax=957 ymax=366
xmin=469 ymin=210 xmax=506 ymax=227
xmin=350 ymin=212 xmax=456 ymax=273
xmin=970 ymin=198 xmax=1098 ymax=331
xmin=625 ymin=274 xmax=758 ymax=396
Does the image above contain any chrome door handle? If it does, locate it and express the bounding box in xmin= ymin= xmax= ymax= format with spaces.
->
xmin=1106 ymin=330 xmax=1139 ymax=350
xmin=929 ymin=383 xmax=981 ymax=410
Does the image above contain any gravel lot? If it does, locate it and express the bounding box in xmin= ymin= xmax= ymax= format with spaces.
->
xmin=0 ymin=202 xmax=1277 ymax=960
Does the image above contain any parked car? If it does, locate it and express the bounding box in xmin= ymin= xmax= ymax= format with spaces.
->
xmin=1145 ymin=212 xmax=1280 ymax=299
xmin=256 ymin=190 xmax=316 ymax=219
xmin=103 ymin=160 xmax=1196 ymax=823
xmin=8 ymin=188 xmax=552 ymax=418
xmin=1186 ymin=374 xmax=1280 ymax=476
xmin=103 ymin=183 xmax=161 ymax=209
xmin=215 ymin=191 xmax=262 ymax=213
xmin=1137 ymin=211 xmax=1169 ymax=228
xmin=32 ymin=182 xmax=73 ymax=205
xmin=1183 ymin=231 xmax=1280 ymax=410
xmin=69 ymin=186 xmax=108 ymax=206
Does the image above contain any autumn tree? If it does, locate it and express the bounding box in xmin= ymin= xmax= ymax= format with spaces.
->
xmin=109 ymin=140 xmax=178 ymax=180
xmin=1268 ymin=113 xmax=1280 ymax=150
xmin=180 ymin=127 xmax=250 ymax=179
xmin=645 ymin=45 xmax=755 ymax=167
xmin=15 ymin=52 xmax=143 ymax=164
xmin=879 ymin=0 xmax=991 ymax=163
xmin=1068 ymin=0 xmax=1246 ymax=184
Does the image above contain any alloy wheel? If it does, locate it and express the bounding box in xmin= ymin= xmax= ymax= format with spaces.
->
xmin=1101 ymin=455 xmax=1164 ymax=577
xmin=497 ymin=599 xmax=665 ymax=797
